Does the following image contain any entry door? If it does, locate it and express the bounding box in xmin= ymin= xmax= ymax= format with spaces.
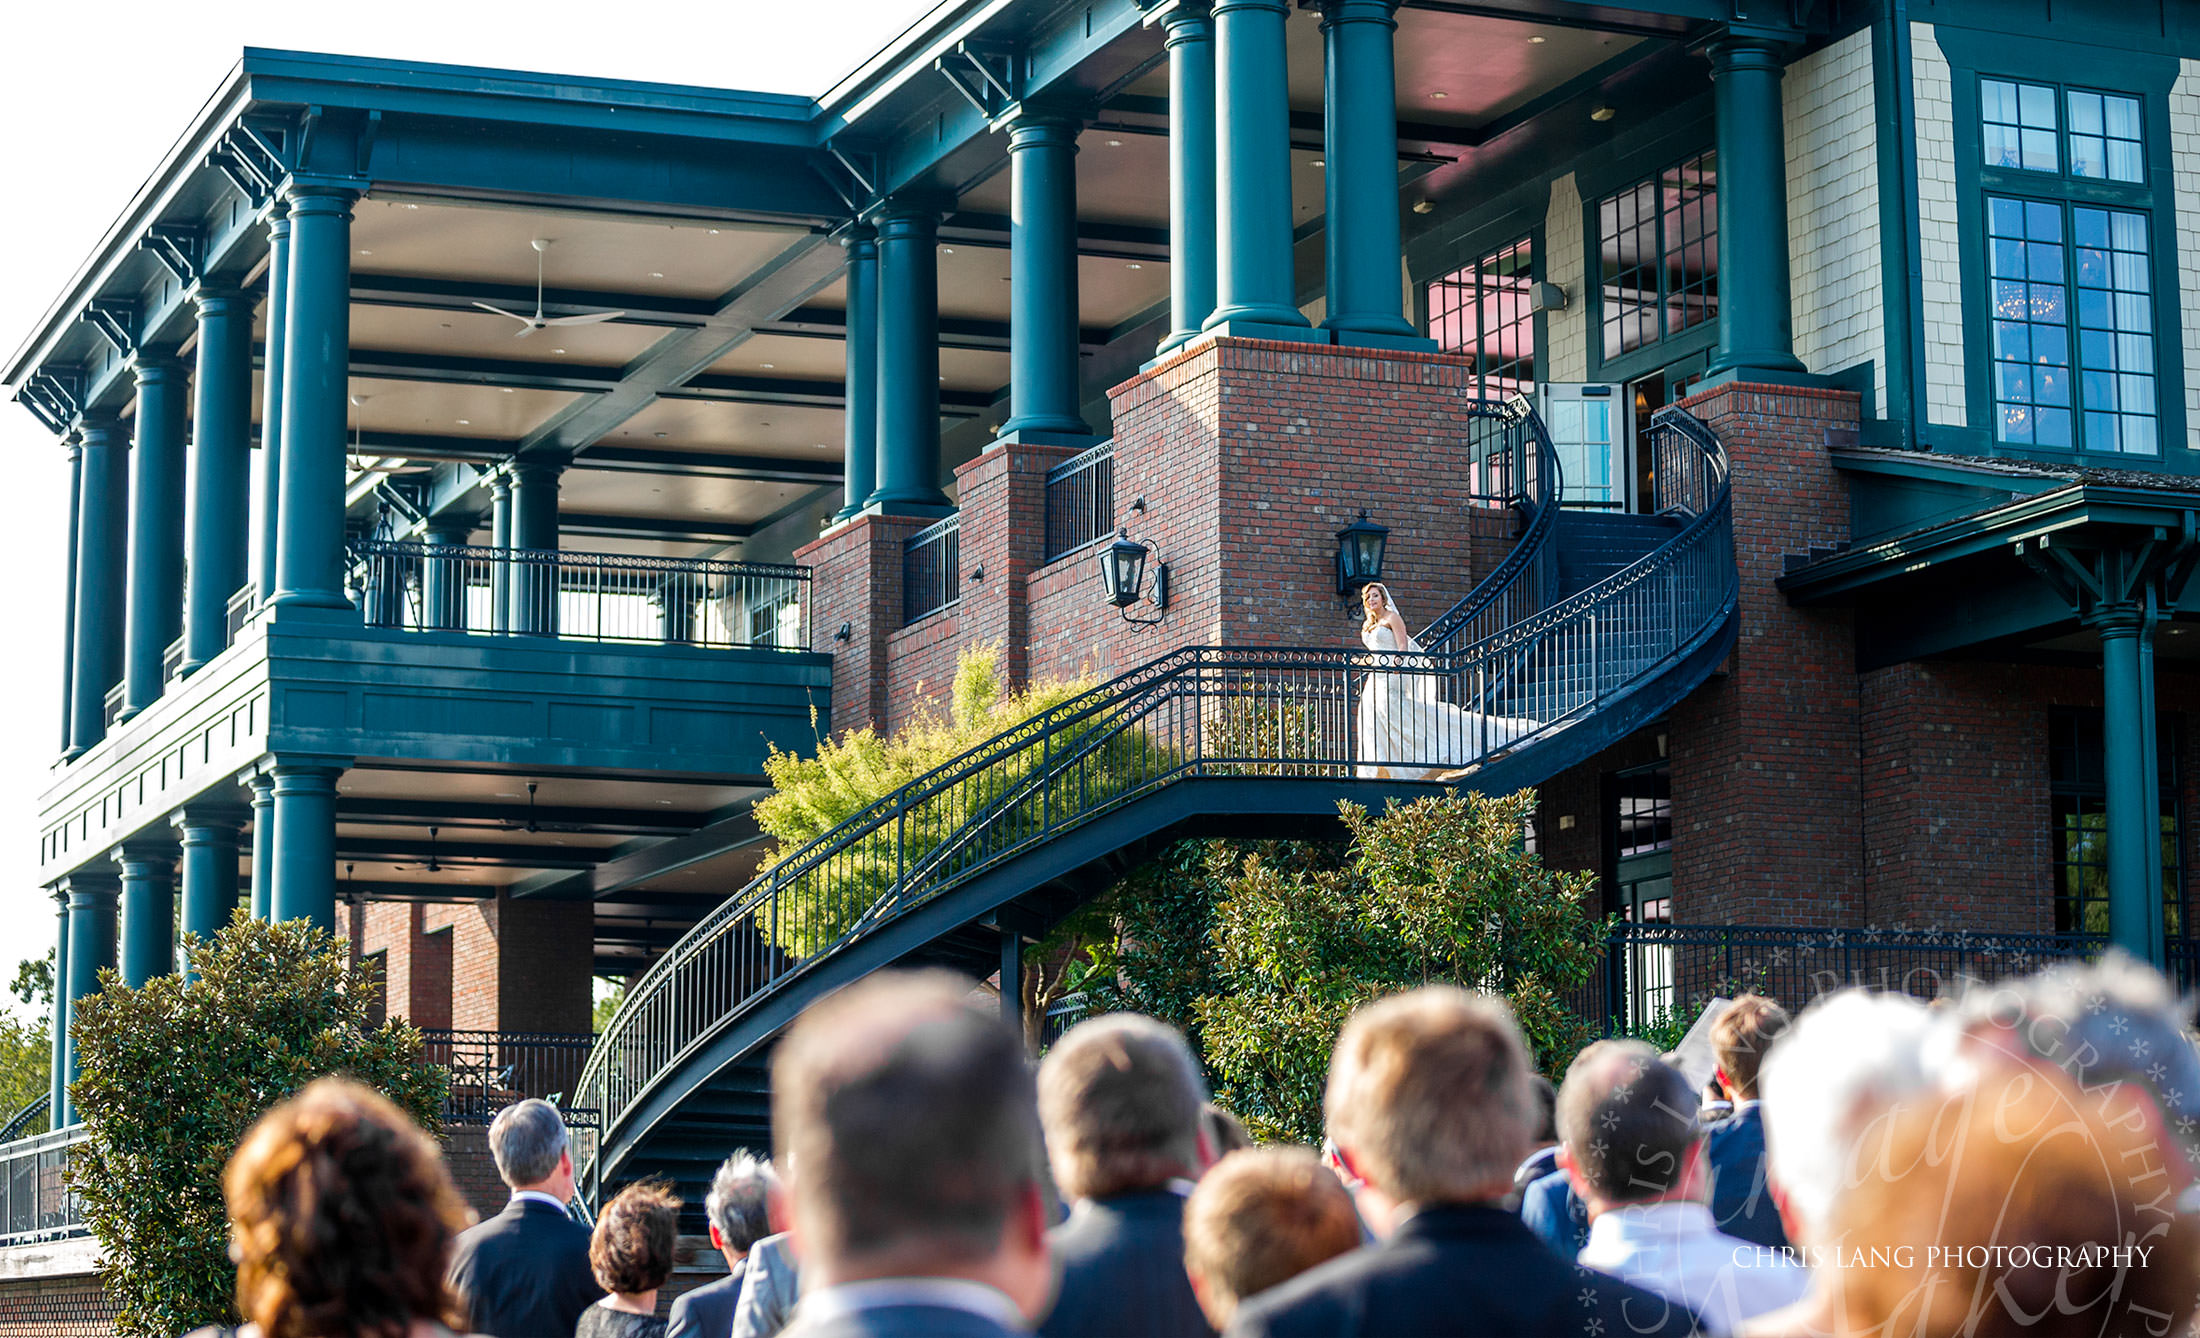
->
xmin=1628 ymin=354 xmax=1711 ymax=513
xmin=1540 ymin=383 xmax=1630 ymax=509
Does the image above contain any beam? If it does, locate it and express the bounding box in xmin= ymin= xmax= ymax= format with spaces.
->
xmin=575 ymin=446 xmax=843 ymax=486
xmin=336 ymin=797 xmax=704 ymax=836
xmin=334 ymin=836 xmax=609 ymax=869
xmin=512 ymin=809 xmax=765 ymax=901
xmin=350 ymin=273 xmax=713 ymax=328
xmin=1099 ymin=94 xmax=1475 ymax=155
xmin=755 ymin=306 xmax=1110 ymax=354
xmin=937 ymin=213 xmax=1173 ymax=263
xmin=556 ymin=512 xmax=758 ymax=544
xmin=1396 ymin=0 xmax=1728 ymax=39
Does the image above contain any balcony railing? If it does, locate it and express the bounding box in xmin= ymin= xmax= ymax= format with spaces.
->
xmin=0 ymin=1126 xmax=85 ymax=1247
xmin=225 ymin=584 xmax=257 ymax=641
xmin=1043 ymin=440 xmax=1114 ymax=562
xmin=418 ymin=1028 xmax=599 ymax=1127
xmin=161 ymin=635 xmax=186 ymax=685
xmin=350 ymin=543 xmax=811 ymax=650
xmin=101 ymin=683 xmax=123 ymax=727
xmin=902 ymin=515 xmax=961 ymax=626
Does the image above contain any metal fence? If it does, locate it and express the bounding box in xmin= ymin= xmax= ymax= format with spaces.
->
xmin=0 ymin=1126 xmax=84 ymax=1247
xmin=1044 ymin=441 xmax=1114 ymax=562
xmin=903 ymin=515 xmax=962 ymax=625
xmin=419 ymin=1028 xmax=598 ymax=1126
xmin=351 ymin=542 xmax=811 ymax=650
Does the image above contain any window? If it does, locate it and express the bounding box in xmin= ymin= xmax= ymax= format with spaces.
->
xmin=1597 ymin=151 xmax=1717 ymax=362
xmin=1614 ymin=763 xmax=1671 ymax=859
xmin=1428 ymin=236 xmax=1536 ymax=397
xmin=1980 ymin=79 xmax=2144 ymax=183
xmin=2048 ymin=707 xmax=2181 ymax=936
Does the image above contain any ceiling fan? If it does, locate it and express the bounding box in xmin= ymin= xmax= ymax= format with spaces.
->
xmin=472 ymin=239 xmax=627 ymax=338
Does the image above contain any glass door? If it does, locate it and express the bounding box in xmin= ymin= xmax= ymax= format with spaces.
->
xmin=1541 ymin=383 xmax=1629 ymax=509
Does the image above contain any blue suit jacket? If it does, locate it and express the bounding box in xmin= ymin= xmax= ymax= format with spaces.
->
xmin=669 ymin=1263 xmax=747 ymax=1338
xmin=783 ymin=1302 xmax=1022 ymax=1338
xmin=1705 ymin=1104 xmax=1789 ymax=1249
xmin=1518 ymin=1167 xmax=1588 ymax=1260
xmin=1039 ymin=1189 xmax=1211 ymax=1338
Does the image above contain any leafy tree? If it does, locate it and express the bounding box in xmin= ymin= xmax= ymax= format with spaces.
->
xmin=592 ymin=975 xmax=629 ymax=1034
xmin=0 ymin=1012 xmax=49 ymax=1137
xmin=10 ymin=949 xmax=54 ymax=1012
xmin=68 ymin=911 xmax=448 ymax=1337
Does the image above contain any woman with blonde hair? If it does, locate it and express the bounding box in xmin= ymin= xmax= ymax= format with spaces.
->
xmin=192 ymin=1076 xmax=477 ymax=1338
xmin=1354 ymin=581 xmax=1538 ymax=780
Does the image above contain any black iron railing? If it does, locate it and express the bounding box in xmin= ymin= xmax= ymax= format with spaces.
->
xmin=0 ymin=1094 xmax=48 ymax=1143
xmin=903 ymin=515 xmax=961 ymax=625
xmin=419 ymin=1028 xmax=598 ymax=1126
xmin=350 ymin=543 xmax=810 ymax=650
xmin=1044 ymin=441 xmax=1115 ymax=562
xmin=0 ymin=1126 xmax=84 ymax=1246
xmin=1419 ymin=397 xmax=1555 ymax=654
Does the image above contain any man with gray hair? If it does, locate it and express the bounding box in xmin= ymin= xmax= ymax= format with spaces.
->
xmin=670 ymin=1150 xmax=778 ymax=1338
xmin=447 ymin=1097 xmax=604 ymax=1337
xmin=1560 ymin=1041 xmax=1806 ymax=1334
xmin=1035 ymin=1014 xmax=1214 ymax=1338
xmin=1230 ymin=987 xmax=1696 ymax=1338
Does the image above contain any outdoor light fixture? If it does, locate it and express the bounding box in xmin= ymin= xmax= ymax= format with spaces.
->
xmin=834 ymin=621 xmax=853 ymax=643
xmin=1335 ymin=509 xmax=1390 ymax=597
xmin=1099 ymin=528 xmax=1168 ymax=626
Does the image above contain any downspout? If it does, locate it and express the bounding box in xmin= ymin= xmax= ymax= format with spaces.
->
xmin=1876 ymin=0 xmax=1930 ymax=451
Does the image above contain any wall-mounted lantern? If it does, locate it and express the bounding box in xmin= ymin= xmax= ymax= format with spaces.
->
xmin=1335 ymin=509 xmax=1389 ymax=597
xmin=1099 ymin=529 xmax=1168 ymax=626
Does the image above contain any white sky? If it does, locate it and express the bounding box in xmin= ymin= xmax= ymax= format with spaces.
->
xmin=0 ymin=0 xmax=942 ymax=1019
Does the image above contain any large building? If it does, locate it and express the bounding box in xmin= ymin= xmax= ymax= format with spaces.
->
xmin=8 ymin=0 xmax=2200 ymax=1328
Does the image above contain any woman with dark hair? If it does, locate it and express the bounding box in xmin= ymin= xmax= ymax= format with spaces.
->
xmin=579 ymin=1182 xmax=681 ymax=1338
xmin=190 ymin=1076 xmax=477 ymax=1338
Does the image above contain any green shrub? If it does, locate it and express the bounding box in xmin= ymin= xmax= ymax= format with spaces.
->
xmin=68 ymin=912 xmax=447 ymax=1337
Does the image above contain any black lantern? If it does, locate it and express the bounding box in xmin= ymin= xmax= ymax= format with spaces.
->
xmin=1335 ymin=509 xmax=1389 ymax=596
xmin=1099 ymin=528 xmax=1168 ymax=624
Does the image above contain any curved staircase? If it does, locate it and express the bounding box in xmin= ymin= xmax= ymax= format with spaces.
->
xmin=575 ymin=402 xmax=1737 ymax=1203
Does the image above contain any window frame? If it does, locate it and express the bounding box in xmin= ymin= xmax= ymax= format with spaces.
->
xmin=1424 ymin=232 xmax=1540 ymax=401
xmin=2047 ymin=706 xmax=2182 ymax=937
xmin=1585 ymin=148 xmax=1722 ymax=385
xmin=1939 ymin=31 xmax=2186 ymax=468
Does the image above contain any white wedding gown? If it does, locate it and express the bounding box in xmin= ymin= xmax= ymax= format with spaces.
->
xmin=1356 ymin=620 xmax=1539 ymax=780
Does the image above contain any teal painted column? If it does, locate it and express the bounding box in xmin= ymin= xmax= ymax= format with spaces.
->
xmin=248 ymin=773 xmax=275 ymax=920
xmin=58 ymin=436 xmax=82 ymax=754
xmin=271 ymin=185 xmax=359 ymax=611
xmin=1318 ymin=0 xmax=1417 ymax=340
xmin=1158 ymin=0 xmax=1217 ymax=353
xmin=1001 ymin=111 xmax=1092 ymax=439
xmin=870 ymin=203 xmax=952 ymax=513
xmin=2098 ymin=608 xmax=2159 ymax=962
xmin=61 ymin=874 xmax=118 ymax=1125
xmin=509 ymin=458 xmax=562 ymax=634
xmin=68 ymin=419 xmax=127 ymax=754
xmin=1205 ymin=0 xmax=1311 ymax=333
xmin=1705 ymin=33 xmax=1805 ymax=378
xmin=174 ymin=807 xmax=245 ymax=977
xmin=490 ymin=472 xmax=513 ymax=630
xmin=422 ymin=518 xmax=474 ymax=631
xmin=118 ymin=843 xmax=177 ymax=987
xmin=48 ymin=889 xmax=68 ymax=1122
xmin=121 ymin=356 xmax=188 ymax=720
xmin=836 ymin=226 xmax=879 ymax=520
xmin=182 ymin=287 xmax=256 ymax=674
xmin=252 ymin=206 xmax=290 ymax=604
xmin=269 ymin=759 xmax=344 ymax=931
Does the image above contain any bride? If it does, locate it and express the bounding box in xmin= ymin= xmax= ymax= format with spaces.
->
xmin=1356 ymin=582 xmax=1538 ymax=781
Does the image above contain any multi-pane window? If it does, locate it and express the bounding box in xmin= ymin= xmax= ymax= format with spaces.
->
xmin=2049 ymin=707 xmax=2182 ymax=936
xmin=1597 ymin=151 xmax=1718 ymax=362
xmin=1981 ymin=78 xmax=2144 ymax=183
xmin=1614 ymin=764 xmax=1672 ymax=859
xmin=1427 ymin=237 xmax=1536 ymax=397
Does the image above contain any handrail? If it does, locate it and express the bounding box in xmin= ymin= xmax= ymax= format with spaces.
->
xmin=577 ymin=404 xmax=1735 ymax=1180
xmin=0 ymin=1093 xmax=48 ymax=1143
xmin=1044 ymin=439 xmax=1115 ymax=562
xmin=1417 ymin=396 xmax=1562 ymax=654
xmin=903 ymin=514 xmax=962 ymax=625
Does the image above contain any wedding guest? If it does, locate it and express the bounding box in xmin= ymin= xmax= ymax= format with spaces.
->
xmin=580 ymin=1181 xmax=681 ymax=1338
xmin=1182 ymin=1148 xmax=1360 ymax=1330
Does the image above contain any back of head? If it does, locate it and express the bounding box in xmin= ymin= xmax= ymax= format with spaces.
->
xmin=1038 ymin=1014 xmax=1207 ymax=1200
xmin=225 ymin=1077 xmax=471 ymax=1338
xmin=1324 ymin=986 xmax=1533 ymax=1205
xmin=705 ymin=1151 xmax=776 ymax=1255
xmin=772 ymin=970 xmax=1043 ymax=1274
xmin=1556 ymin=1040 xmax=1699 ymax=1206
xmin=592 ymin=1182 xmax=681 ymax=1297
xmin=1758 ymin=990 xmax=1936 ymax=1244
xmin=1830 ymin=1070 xmax=2200 ymax=1337
xmin=487 ymin=1097 xmax=569 ymax=1190
xmin=1183 ymin=1147 xmax=1363 ymax=1330
xmin=1710 ymin=994 xmax=1790 ymax=1101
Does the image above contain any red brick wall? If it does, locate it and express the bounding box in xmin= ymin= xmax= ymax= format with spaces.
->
xmin=0 ymin=1277 xmax=115 ymax=1338
xmin=799 ymin=512 xmax=935 ymax=736
xmin=444 ymin=1123 xmax=508 ymax=1222
xmin=1667 ymin=383 xmax=1866 ymax=928
xmin=353 ymin=895 xmax=588 ymax=1035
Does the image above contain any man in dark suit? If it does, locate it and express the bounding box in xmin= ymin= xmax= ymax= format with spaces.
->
xmin=1036 ymin=1015 xmax=1214 ymax=1338
xmin=1704 ymin=994 xmax=1792 ymax=1250
xmin=669 ymin=1150 xmax=778 ymax=1338
xmin=1228 ymin=988 xmax=1699 ymax=1338
xmin=447 ymin=1098 xmax=605 ymax=1337
xmin=775 ymin=971 xmax=1053 ymax=1338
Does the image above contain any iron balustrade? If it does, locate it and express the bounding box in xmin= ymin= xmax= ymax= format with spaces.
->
xmin=903 ymin=515 xmax=961 ymax=625
xmin=0 ymin=1094 xmax=48 ymax=1143
xmin=418 ymin=1028 xmax=599 ymax=1126
xmin=1419 ymin=398 xmax=1556 ymax=654
xmin=349 ymin=543 xmax=811 ymax=650
xmin=1043 ymin=441 xmax=1115 ymax=562
xmin=576 ymin=404 xmax=1735 ymax=1180
xmin=0 ymin=1126 xmax=84 ymax=1247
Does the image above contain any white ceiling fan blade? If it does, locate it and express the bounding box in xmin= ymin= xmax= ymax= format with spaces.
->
xmin=471 ymin=301 xmax=534 ymax=324
xmin=513 ymin=323 xmax=539 ymax=339
xmin=541 ymin=311 xmax=625 ymax=327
